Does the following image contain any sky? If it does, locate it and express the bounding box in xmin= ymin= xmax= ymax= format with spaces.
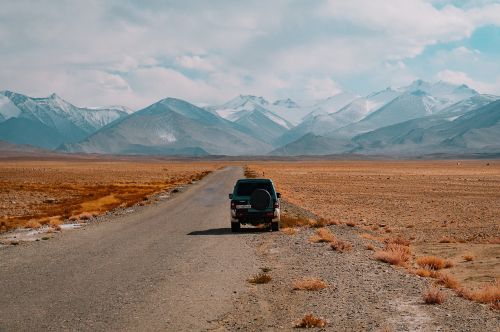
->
xmin=0 ymin=0 xmax=500 ymax=109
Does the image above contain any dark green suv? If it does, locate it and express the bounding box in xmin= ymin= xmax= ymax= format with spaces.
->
xmin=229 ymin=178 xmax=281 ymax=232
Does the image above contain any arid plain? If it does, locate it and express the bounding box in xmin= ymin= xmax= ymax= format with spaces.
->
xmin=247 ymin=160 xmax=499 ymax=295
xmin=0 ymin=158 xmax=218 ymax=232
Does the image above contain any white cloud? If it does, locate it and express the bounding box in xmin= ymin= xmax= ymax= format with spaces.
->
xmin=305 ymin=78 xmax=343 ymax=100
xmin=0 ymin=0 xmax=499 ymax=107
xmin=436 ymin=70 xmax=500 ymax=94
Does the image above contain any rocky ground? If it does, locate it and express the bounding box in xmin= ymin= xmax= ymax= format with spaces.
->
xmin=219 ymin=200 xmax=499 ymax=331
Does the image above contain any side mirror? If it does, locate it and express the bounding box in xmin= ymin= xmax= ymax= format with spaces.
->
xmin=228 ymin=193 xmax=233 ymax=199
xmin=277 ymin=192 xmax=281 ymax=198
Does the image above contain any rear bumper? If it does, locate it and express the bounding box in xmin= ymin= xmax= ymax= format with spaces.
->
xmin=231 ymin=208 xmax=280 ymax=224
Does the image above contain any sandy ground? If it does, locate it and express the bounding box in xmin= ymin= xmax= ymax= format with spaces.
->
xmin=0 ymin=159 xmax=219 ymax=231
xmin=247 ymin=160 xmax=500 ymax=289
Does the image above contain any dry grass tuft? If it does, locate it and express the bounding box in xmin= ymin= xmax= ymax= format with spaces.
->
xmin=309 ymin=228 xmax=336 ymax=243
xmin=413 ymin=268 xmax=432 ymax=278
xmin=384 ymin=236 xmax=411 ymax=246
xmin=360 ymin=233 xmax=382 ymax=242
xmin=292 ymin=278 xmax=328 ymax=291
xmin=308 ymin=218 xmax=339 ymax=228
xmin=244 ymin=166 xmax=259 ymax=178
xmin=330 ymin=239 xmax=353 ymax=252
xmin=416 ymin=256 xmax=452 ymax=270
xmin=280 ymin=215 xmax=311 ymax=228
xmin=294 ymin=314 xmax=327 ymax=328
xmin=78 ymin=212 xmax=95 ymax=221
xmin=366 ymin=244 xmax=375 ymax=251
xmin=457 ymin=280 xmax=500 ymax=307
xmin=374 ymin=243 xmax=411 ymax=267
xmin=436 ymin=273 xmax=461 ymax=290
xmin=345 ymin=221 xmax=356 ymax=227
xmin=423 ymin=287 xmax=446 ymax=304
xmin=248 ymin=273 xmax=272 ymax=284
xmin=281 ymin=227 xmax=298 ymax=235
xmin=462 ymin=253 xmax=475 ymax=262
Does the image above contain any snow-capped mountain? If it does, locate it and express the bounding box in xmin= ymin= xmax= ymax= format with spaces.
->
xmin=206 ymin=95 xmax=294 ymax=144
xmin=60 ymin=98 xmax=272 ymax=155
xmin=0 ymin=91 xmax=131 ymax=148
xmin=300 ymin=92 xmax=359 ymax=122
xmin=275 ymin=88 xmax=399 ymax=146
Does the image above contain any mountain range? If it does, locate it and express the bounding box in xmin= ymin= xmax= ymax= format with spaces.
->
xmin=1 ymin=80 xmax=499 ymax=156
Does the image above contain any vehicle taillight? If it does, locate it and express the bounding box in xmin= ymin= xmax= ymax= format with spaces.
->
xmin=231 ymin=201 xmax=236 ymax=209
xmin=274 ymin=201 xmax=280 ymax=209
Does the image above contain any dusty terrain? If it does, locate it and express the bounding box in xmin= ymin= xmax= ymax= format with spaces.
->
xmin=0 ymin=159 xmax=218 ymax=232
xmin=247 ymin=161 xmax=500 ymax=301
xmin=0 ymin=164 xmax=498 ymax=331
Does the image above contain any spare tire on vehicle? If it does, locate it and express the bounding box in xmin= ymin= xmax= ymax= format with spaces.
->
xmin=250 ymin=189 xmax=271 ymax=210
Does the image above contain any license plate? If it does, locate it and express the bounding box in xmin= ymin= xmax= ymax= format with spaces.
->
xmin=236 ymin=204 xmax=252 ymax=209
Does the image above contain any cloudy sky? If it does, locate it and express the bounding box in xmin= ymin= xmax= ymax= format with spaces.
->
xmin=1 ymin=0 xmax=500 ymax=109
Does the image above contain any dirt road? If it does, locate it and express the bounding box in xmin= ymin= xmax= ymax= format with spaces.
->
xmin=0 ymin=166 xmax=259 ymax=331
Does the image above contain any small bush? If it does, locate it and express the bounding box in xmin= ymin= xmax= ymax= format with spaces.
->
xmin=366 ymin=244 xmax=375 ymax=251
xmin=384 ymin=236 xmax=411 ymax=246
xmin=292 ymin=278 xmax=328 ymax=291
xmin=345 ymin=221 xmax=356 ymax=227
xmin=423 ymin=287 xmax=446 ymax=304
xmin=416 ymin=256 xmax=452 ymax=270
xmin=458 ymin=280 xmax=500 ymax=306
xmin=248 ymin=273 xmax=272 ymax=284
xmin=374 ymin=243 xmax=411 ymax=267
xmin=413 ymin=268 xmax=432 ymax=278
xmin=436 ymin=273 xmax=460 ymax=290
xmin=295 ymin=314 xmax=327 ymax=328
xmin=281 ymin=227 xmax=298 ymax=235
xmin=280 ymin=215 xmax=311 ymax=228
xmin=309 ymin=218 xmax=338 ymax=228
xmin=309 ymin=228 xmax=336 ymax=243
xmin=24 ymin=219 xmax=41 ymax=229
xmin=462 ymin=253 xmax=475 ymax=262
xmin=330 ymin=239 xmax=352 ymax=252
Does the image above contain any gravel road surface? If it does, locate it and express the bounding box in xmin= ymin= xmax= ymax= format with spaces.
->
xmin=0 ymin=166 xmax=259 ymax=331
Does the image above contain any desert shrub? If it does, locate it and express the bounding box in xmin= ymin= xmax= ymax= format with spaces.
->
xmin=374 ymin=243 xmax=411 ymax=267
xmin=423 ymin=287 xmax=446 ymax=304
xmin=330 ymin=239 xmax=353 ymax=252
xmin=292 ymin=278 xmax=328 ymax=291
xmin=280 ymin=215 xmax=311 ymax=228
xmin=281 ymin=227 xmax=298 ymax=235
xmin=295 ymin=314 xmax=327 ymax=328
xmin=248 ymin=273 xmax=272 ymax=284
xmin=462 ymin=253 xmax=474 ymax=262
xmin=457 ymin=280 xmax=500 ymax=307
xmin=309 ymin=228 xmax=336 ymax=243
xmin=416 ymin=256 xmax=452 ymax=270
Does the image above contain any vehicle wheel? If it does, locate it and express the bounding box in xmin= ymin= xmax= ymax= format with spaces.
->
xmin=231 ymin=222 xmax=240 ymax=232
xmin=271 ymin=222 xmax=279 ymax=232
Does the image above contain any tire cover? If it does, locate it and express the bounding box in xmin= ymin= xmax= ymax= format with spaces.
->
xmin=250 ymin=189 xmax=271 ymax=210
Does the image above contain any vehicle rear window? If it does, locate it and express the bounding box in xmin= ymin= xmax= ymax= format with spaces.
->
xmin=236 ymin=182 xmax=274 ymax=196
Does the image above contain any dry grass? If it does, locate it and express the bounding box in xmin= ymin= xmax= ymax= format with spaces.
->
xmin=248 ymin=273 xmax=272 ymax=284
xmin=292 ymin=278 xmax=328 ymax=291
xmin=0 ymin=159 xmax=216 ymax=232
xmin=423 ymin=287 xmax=446 ymax=304
xmin=244 ymin=166 xmax=259 ymax=178
xmin=462 ymin=253 xmax=475 ymax=262
xmin=374 ymin=243 xmax=411 ymax=267
xmin=309 ymin=228 xmax=336 ymax=243
xmin=294 ymin=314 xmax=327 ymax=328
xmin=24 ymin=219 xmax=42 ymax=229
xmin=384 ymin=236 xmax=411 ymax=246
xmin=345 ymin=221 xmax=356 ymax=227
xmin=280 ymin=214 xmax=311 ymax=228
xmin=330 ymin=239 xmax=353 ymax=252
xmin=416 ymin=256 xmax=452 ymax=270
xmin=413 ymin=268 xmax=433 ymax=278
xmin=366 ymin=244 xmax=375 ymax=251
xmin=281 ymin=227 xmax=298 ymax=235
xmin=360 ymin=233 xmax=382 ymax=242
xmin=436 ymin=273 xmax=460 ymax=290
xmin=309 ymin=218 xmax=339 ymax=228
xmin=457 ymin=280 xmax=500 ymax=307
